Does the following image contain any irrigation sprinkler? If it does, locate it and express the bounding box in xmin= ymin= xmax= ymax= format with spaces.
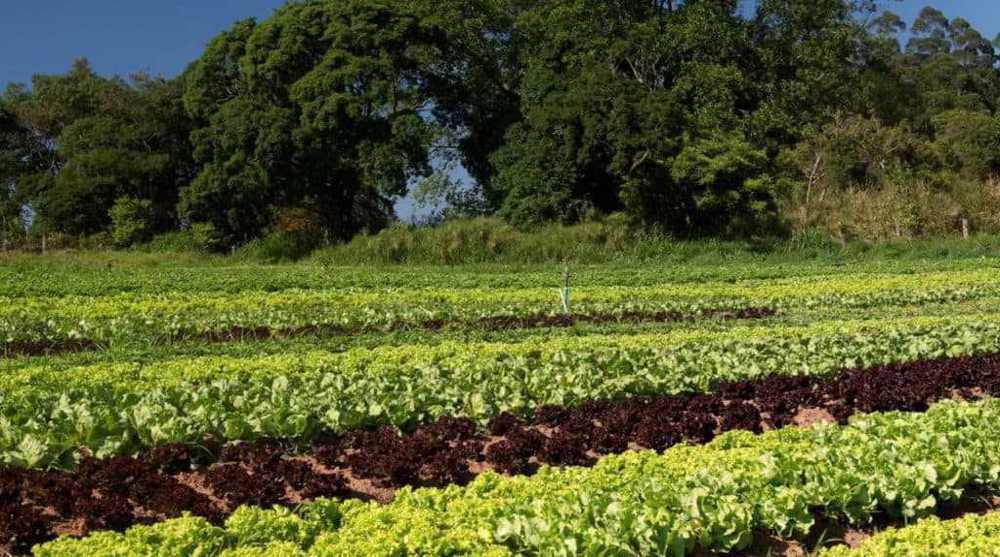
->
xmin=561 ymin=264 xmax=572 ymax=322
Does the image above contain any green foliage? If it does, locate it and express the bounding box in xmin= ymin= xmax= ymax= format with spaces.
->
xmin=410 ymin=163 xmax=492 ymax=223
xmin=233 ymin=207 xmax=328 ymax=262
xmin=76 ymin=231 xmax=115 ymax=251
xmin=34 ymin=515 xmax=228 ymax=557
xmin=0 ymin=95 xmax=48 ymax=244
xmin=781 ymin=116 xmax=924 ymax=191
xmin=224 ymin=506 xmax=323 ymax=548
xmin=487 ymin=0 xmax=878 ymax=236
xmin=110 ymin=197 xmax=155 ymax=248
xmin=7 ymin=0 xmax=1000 ymax=249
xmin=6 ymin=265 xmax=1000 ymax=351
xmin=34 ymin=399 xmax=1000 ymax=556
xmin=137 ymin=226 xmax=215 ymax=254
xmin=820 ymin=513 xmax=1000 ymax=557
xmin=3 ymin=60 xmax=193 ymax=237
xmin=314 ymin=215 xmax=675 ymax=264
xmin=664 ymin=131 xmax=777 ymax=236
xmin=4 ymin=307 xmax=1000 ymax=467
xmin=771 ymin=2 xmax=1000 ymax=242
xmin=931 ymin=109 xmax=1000 ymax=179
xmin=234 ymin=231 xmax=320 ymax=263
xmin=136 ymin=223 xmax=220 ymax=254
xmin=181 ymin=0 xmax=446 ymax=247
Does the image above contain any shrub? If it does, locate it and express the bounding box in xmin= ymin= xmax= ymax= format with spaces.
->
xmin=139 ymin=229 xmax=212 ymax=253
xmin=234 ymin=231 xmax=317 ymax=263
xmin=311 ymin=214 xmax=712 ymax=265
xmin=77 ymin=231 xmax=114 ymax=250
xmin=109 ymin=197 xmax=155 ymax=248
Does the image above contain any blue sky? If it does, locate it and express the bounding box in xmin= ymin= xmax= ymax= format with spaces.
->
xmin=1 ymin=1 xmax=999 ymax=219
xmin=0 ymin=1 xmax=286 ymax=91
xmin=892 ymin=1 xmax=1000 ymax=38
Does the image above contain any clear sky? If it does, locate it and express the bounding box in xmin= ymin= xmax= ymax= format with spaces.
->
xmin=891 ymin=1 xmax=1000 ymax=38
xmin=0 ymin=1 xmax=286 ymax=91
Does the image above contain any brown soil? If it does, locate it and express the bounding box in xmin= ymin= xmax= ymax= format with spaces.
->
xmin=792 ymin=407 xmax=837 ymax=428
xmin=842 ymin=530 xmax=871 ymax=549
xmin=0 ymin=339 xmax=99 ymax=358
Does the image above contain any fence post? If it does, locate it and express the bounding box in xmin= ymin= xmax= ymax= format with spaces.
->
xmin=41 ymin=233 xmax=46 ymax=254
xmin=962 ymin=218 xmax=969 ymax=240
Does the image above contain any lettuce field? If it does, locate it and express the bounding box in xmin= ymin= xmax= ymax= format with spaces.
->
xmin=3 ymin=257 xmax=1000 ymax=556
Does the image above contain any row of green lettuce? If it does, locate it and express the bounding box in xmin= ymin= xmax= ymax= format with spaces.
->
xmin=4 ymin=269 xmax=1000 ymax=347
xmin=6 ymin=293 xmax=1000 ymax=376
xmin=33 ymin=398 xmax=1000 ymax=556
xmin=1 ymin=294 xmax=760 ymax=347
xmin=819 ymin=512 xmax=1000 ymax=557
xmin=2 ymin=286 xmax=769 ymax=347
xmin=3 ymin=315 xmax=1000 ymax=469
xmin=4 ymin=256 xmax=998 ymax=297
xmin=6 ymin=293 xmax=999 ymax=376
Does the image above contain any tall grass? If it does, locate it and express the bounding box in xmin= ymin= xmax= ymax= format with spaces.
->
xmin=8 ymin=215 xmax=1000 ymax=268
xmin=783 ymin=177 xmax=1000 ymax=243
xmin=0 ymin=248 xmax=223 ymax=269
xmin=310 ymin=215 xmax=1000 ymax=266
xmin=311 ymin=216 xmax=714 ymax=265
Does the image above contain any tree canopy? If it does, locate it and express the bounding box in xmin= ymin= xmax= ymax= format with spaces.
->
xmin=2 ymin=60 xmax=193 ymax=237
xmin=3 ymin=0 xmax=1000 ymax=248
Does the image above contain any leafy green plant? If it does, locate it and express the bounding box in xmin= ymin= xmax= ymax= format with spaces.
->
xmin=4 ymin=314 xmax=1000 ymax=468
xmin=34 ymin=399 xmax=1000 ymax=556
xmin=110 ymin=197 xmax=156 ymax=248
xmin=819 ymin=512 xmax=1000 ymax=557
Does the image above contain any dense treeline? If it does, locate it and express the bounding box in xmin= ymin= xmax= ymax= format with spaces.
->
xmin=3 ymin=0 xmax=1000 ymax=251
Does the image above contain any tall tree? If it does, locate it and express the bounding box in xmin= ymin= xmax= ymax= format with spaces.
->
xmin=486 ymin=0 xmax=876 ymax=235
xmin=182 ymin=0 xmax=454 ymax=247
xmin=3 ymin=60 xmax=193 ymax=237
xmin=902 ymin=7 xmax=998 ymax=121
xmin=0 ymin=100 xmax=48 ymax=242
xmin=417 ymin=0 xmax=523 ymax=205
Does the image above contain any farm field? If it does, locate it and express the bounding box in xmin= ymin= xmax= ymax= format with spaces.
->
xmin=4 ymin=255 xmax=1000 ymax=555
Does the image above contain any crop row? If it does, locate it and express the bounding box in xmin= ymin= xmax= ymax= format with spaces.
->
xmin=4 ymin=269 xmax=1000 ymax=350
xmin=6 ymin=299 xmax=997 ymax=378
xmin=4 ymin=350 xmax=999 ymax=552
xmin=2 ymin=287 xmax=773 ymax=351
xmin=3 ymin=315 xmax=1000 ymax=469
xmin=4 ymin=258 xmax=996 ymax=297
xmin=13 ymin=313 xmax=980 ymax=390
xmin=818 ymin=512 xmax=1000 ymax=557
xmin=32 ymin=398 xmax=1000 ymax=556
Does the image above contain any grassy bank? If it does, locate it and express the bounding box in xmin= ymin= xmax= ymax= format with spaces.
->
xmin=5 ymin=217 xmax=1000 ymax=268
